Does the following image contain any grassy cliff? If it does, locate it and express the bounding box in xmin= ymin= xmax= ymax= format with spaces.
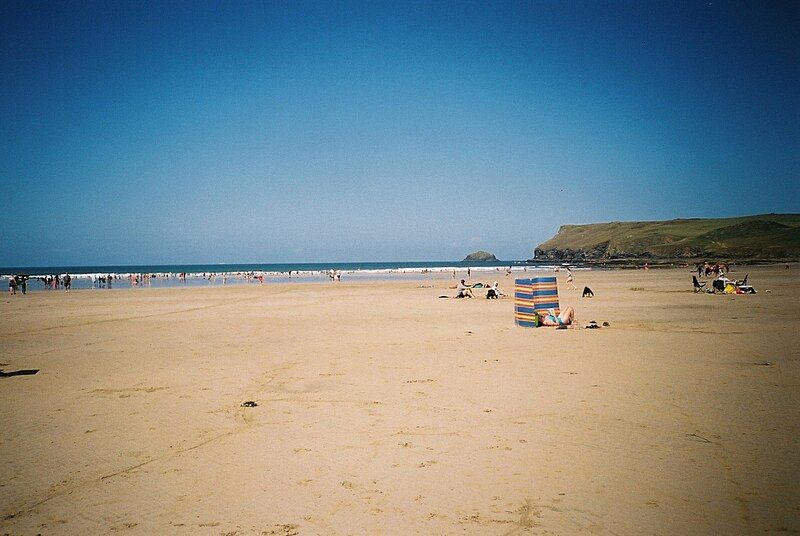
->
xmin=533 ymin=214 xmax=800 ymax=261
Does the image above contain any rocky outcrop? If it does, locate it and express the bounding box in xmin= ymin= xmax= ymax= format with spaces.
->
xmin=534 ymin=242 xmax=611 ymax=261
xmin=464 ymin=250 xmax=498 ymax=262
xmin=530 ymin=215 xmax=800 ymax=261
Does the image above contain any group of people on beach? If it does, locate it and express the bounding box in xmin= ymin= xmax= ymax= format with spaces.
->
xmin=455 ymin=279 xmax=503 ymax=299
xmin=698 ymin=262 xmax=731 ymax=277
xmin=452 ymin=266 xmax=516 ymax=279
xmin=4 ymin=269 xmax=335 ymax=293
xmin=454 ymin=277 xmax=577 ymax=326
xmin=8 ymin=274 xmax=74 ymax=294
xmin=7 ymin=275 xmax=28 ymax=294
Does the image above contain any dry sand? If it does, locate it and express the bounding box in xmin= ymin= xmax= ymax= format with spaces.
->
xmin=1 ymin=266 xmax=798 ymax=535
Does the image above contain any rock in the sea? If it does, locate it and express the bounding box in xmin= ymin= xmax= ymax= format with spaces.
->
xmin=464 ymin=250 xmax=498 ymax=262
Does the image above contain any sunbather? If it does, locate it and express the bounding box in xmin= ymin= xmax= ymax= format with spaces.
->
xmin=539 ymin=306 xmax=575 ymax=327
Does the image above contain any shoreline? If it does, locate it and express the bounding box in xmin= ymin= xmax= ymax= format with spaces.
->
xmin=0 ymin=263 xmax=573 ymax=291
xmin=3 ymin=260 xmax=792 ymax=292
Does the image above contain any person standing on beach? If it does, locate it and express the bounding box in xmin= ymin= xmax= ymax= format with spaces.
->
xmin=63 ymin=273 xmax=71 ymax=292
xmin=8 ymin=276 xmax=17 ymax=294
xmin=566 ymin=268 xmax=577 ymax=290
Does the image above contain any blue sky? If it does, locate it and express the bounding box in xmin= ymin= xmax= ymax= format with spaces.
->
xmin=1 ymin=0 xmax=798 ymax=265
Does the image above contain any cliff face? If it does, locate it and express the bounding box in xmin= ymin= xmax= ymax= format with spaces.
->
xmin=464 ymin=250 xmax=498 ymax=261
xmin=532 ymin=214 xmax=800 ymax=261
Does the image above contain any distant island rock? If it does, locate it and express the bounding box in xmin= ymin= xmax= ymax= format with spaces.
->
xmin=464 ymin=250 xmax=498 ymax=262
xmin=531 ymin=214 xmax=800 ymax=261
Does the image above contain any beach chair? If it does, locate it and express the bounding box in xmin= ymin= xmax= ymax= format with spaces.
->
xmin=692 ymin=276 xmax=706 ymax=293
xmin=736 ymin=274 xmax=749 ymax=286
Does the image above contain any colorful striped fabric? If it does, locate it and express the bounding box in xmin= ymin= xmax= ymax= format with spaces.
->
xmin=531 ymin=276 xmax=560 ymax=316
xmin=514 ymin=278 xmax=537 ymax=327
xmin=514 ymin=277 xmax=560 ymax=327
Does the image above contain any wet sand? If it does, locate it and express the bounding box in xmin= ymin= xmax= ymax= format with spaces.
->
xmin=1 ymin=266 xmax=798 ymax=534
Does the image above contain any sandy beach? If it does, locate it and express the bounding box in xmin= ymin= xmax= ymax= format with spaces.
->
xmin=1 ymin=266 xmax=798 ymax=535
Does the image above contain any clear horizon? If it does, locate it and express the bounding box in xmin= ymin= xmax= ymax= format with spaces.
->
xmin=2 ymin=1 xmax=798 ymax=266
xmin=0 ymin=212 xmax=797 ymax=269
xmin=0 ymin=259 xmax=531 ymax=270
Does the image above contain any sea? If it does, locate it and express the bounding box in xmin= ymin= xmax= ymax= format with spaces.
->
xmin=0 ymin=260 xmax=577 ymax=291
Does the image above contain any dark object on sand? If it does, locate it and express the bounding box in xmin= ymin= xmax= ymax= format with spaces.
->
xmin=582 ymin=286 xmax=594 ymax=298
xmin=712 ymin=279 xmax=726 ymax=293
xmin=0 ymin=369 xmax=39 ymax=378
xmin=241 ymin=400 xmax=258 ymax=407
xmin=556 ymin=325 xmax=568 ymax=330
xmin=586 ymin=320 xmax=600 ymax=329
xmin=686 ymin=433 xmax=713 ymax=444
xmin=602 ymin=321 xmax=610 ymax=327
xmin=692 ymin=276 xmax=706 ymax=292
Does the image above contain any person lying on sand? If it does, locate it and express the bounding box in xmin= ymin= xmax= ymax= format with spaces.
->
xmin=455 ymin=279 xmax=474 ymax=298
xmin=538 ymin=306 xmax=575 ymax=327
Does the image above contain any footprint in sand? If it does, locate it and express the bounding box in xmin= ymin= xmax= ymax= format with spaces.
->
xmin=264 ymin=524 xmax=299 ymax=536
xmin=109 ymin=521 xmax=138 ymax=530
